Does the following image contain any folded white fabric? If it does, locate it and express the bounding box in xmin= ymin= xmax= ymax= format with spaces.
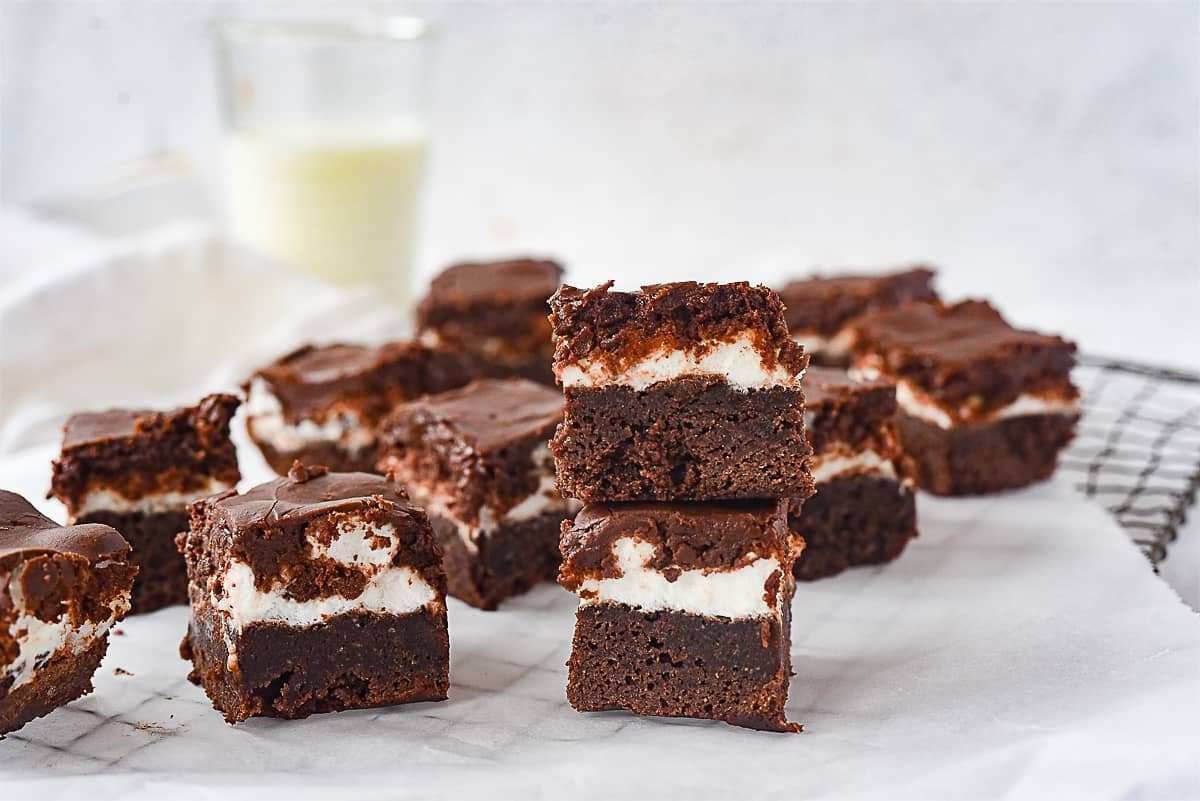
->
xmin=0 ymin=221 xmax=407 ymax=453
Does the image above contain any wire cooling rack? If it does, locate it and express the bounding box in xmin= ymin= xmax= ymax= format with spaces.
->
xmin=1062 ymin=355 xmax=1200 ymax=566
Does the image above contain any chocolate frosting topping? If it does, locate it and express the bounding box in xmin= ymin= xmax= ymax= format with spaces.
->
xmin=424 ymin=258 xmax=563 ymax=305
xmin=0 ymin=490 xmax=130 ymax=563
xmin=197 ymin=471 xmax=415 ymax=530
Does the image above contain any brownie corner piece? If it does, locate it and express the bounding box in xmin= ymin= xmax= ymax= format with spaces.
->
xmin=178 ymin=467 xmax=449 ymax=722
xmin=417 ymin=258 xmax=564 ymax=384
xmin=849 ymin=299 xmax=1080 ymax=495
xmin=47 ymin=393 xmax=240 ymax=614
xmin=548 ymin=281 xmax=813 ymax=503
xmin=0 ymin=490 xmax=135 ymax=735
xmin=560 ymin=499 xmax=802 ymax=732
xmin=379 ymin=378 xmax=574 ymax=609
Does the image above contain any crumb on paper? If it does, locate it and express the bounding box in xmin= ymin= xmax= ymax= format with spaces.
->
xmin=112 ymin=628 xmax=125 ymax=636
xmin=132 ymin=722 xmax=172 ymax=734
xmin=113 ymin=667 xmax=133 ymax=676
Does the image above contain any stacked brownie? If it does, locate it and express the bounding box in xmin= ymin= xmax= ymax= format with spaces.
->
xmin=178 ymin=464 xmax=449 ymax=722
xmin=243 ymin=341 xmax=476 ymax=475
xmin=777 ymin=267 xmax=939 ymax=365
xmin=1 ymin=490 xmax=136 ymax=735
xmin=417 ymin=258 xmax=563 ymax=385
xmin=551 ymin=282 xmax=813 ymax=732
xmin=378 ymin=378 xmax=577 ymax=610
xmin=792 ymin=367 xmax=917 ymax=580
xmin=848 ymin=300 xmax=1079 ymax=495
xmin=49 ymin=394 xmax=240 ymax=613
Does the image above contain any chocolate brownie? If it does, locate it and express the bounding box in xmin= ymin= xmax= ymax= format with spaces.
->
xmin=0 ymin=490 xmax=135 ymax=735
xmin=549 ymin=282 xmax=815 ymax=503
xmin=848 ymin=300 xmax=1079 ymax=495
xmin=777 ymin=267 xmax=939 ymax=365
xmin=559 ymin=500 xmax=802 ymax=732
xmin=791 ymin=367 xmax=917 ymax=580
xmin=48 ymin=394 xmax=240 ymax=613
xmin=378 ymin=378 xmax=575 ymax=609
xmin=177 ymin=464 xmax=449 ymax=723
xmin=243 ymin=341 xmax=477 ymax=474
xmin=417 ymin=258 xmax=563 ymax=385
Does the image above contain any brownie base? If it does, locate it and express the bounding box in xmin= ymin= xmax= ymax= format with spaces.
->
xmin=430 ymin=510 xmax=565 ymax=610
xmin=250 ymin=437 xmax=379 ymax=476
xmin=552 ymin=378 xmax=813 ymax=503
xmin=0 ymin=636 xmax=108 ymax=736
xmin=897 ymin=411 xmax=1078 ymax=496
xmin=790 ymin=474 xmax=917 ymax=581
xmin=566 ymin=601 xmax=799 ymax=732
xmin=182 ymin=605 xmax=449 ymax=723
xmin=79 ymin=509 xmax=189 ymax=613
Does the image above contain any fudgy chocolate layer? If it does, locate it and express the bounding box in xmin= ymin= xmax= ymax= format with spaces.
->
xmin=430 ymin=511 xmax=563 ymax=610
xmin=552 ymin=378 xmax=814 ymax=503
xmin=803 ymin=367 xmax=898 ymax=455
xmin=567 ymin=601 xmax=799 ymax=733
xmin=896 ymin=411 xmax=1078 ymax=495
xmin=182 ymin=606 xmax=449 ymax=723
xmin=50 ymin=394 xmax=240 ymax=516
xmin=81 ymin=509 xmax=189 ymax=613
xmin=778 ymin=267 xmax=938 ymax=338
xmin=790 ymin=474 xmax=917 ymax=581
xmin=0 ymin=635 xmax=108 ymax=736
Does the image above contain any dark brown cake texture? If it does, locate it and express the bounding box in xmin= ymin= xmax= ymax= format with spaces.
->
xmin=0 ymin=490 xmax=135 ymax=736
xmin=378 ymin=378 xmax=576 ymax=610
xmin=559 ymin=500 xmax=803 ymax=732
xmin=777 ymin=267 xmax=939 ymax=366
xmin=243 ymin=341 xmax=477 ymax=475
xmin=48 ymin=393 xmax=240 ymax=613
xmin=792 ymin=367 xmax=917 ymax=581
xmin=177 ymin=464 xmax=449 ymax=723
xmin=417 ymin=258 xmax=564 ymax=385
xmin=549 ymin=281 xmax=815 ymax=504
xmin=847 ymin=300 xmax=1080 ymax=495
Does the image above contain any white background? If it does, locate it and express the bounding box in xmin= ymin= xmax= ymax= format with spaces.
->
xmin=1 ymin=0 xmax=1198 ymax=366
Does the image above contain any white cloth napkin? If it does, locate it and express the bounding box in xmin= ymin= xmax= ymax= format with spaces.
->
xmin=1 ymin=228 xmax=1198 ymax=799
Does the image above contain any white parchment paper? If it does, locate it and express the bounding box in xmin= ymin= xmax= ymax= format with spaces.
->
xmin=1 ymin=228 xmax=1197 ymax=799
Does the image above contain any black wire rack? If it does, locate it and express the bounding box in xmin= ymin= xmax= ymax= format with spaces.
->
xmin=1061 ymin=355 xmax=1200 ymax=566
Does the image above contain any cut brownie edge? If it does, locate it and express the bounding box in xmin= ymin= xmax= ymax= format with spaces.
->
xmin=79 ymin=509 xmax=189 ymax=613
xmin=553 ymin=378 xmax=813 ymax=503
xmin=896 ymin=411 xmax=1079 ymax=495
xmin=0 ymin=635 xmax=108 ymax=737
xmin=566 ymin=601 xmax=799 ymax=733
xmin=791 ymin=474 xmax=917 ymax=581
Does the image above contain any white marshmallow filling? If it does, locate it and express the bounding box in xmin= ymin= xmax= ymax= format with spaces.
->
xmin=2 ymin=572 xmax=129 ymax=691
xmin=245 ymin=377 xmax=376 ymax=455
xmin=578 ymin=537 xmax=785 ymax=620
xmin=809 ymin=449 xmax=898 ymax=484
xmin=851 ymin=366 xmax=1080 ymax=430
xmin=72 ymin=478 xmax=236 ymax=520
xmin=557 ymin=333 xmax=803 ymax=392
xmin=212 ymin=519 xmax=439 ymax=633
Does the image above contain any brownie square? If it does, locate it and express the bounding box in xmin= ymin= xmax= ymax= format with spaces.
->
xmin=792 ymin=367 xmax=917 ymax=580
xmin=177 ymin=465 xmax=449 ymax=723
xmin=549 ymin=281 xmax=815 ymax=503
xmin=378 ymin=378 xmax=575 ymax=610
xmin=48 ymin=393 xmax=240 ymax=613
xmin=417 ymin=258 xmax=564 ymax=385
xmin=244 ymin=341 xmax=477 ymax=475
xmin=777 ymin=267 xmax=939 ymax=365
xmin=559 ymin=500 xmax=802 ymax=732
xmin=848 ymin=300 xmax=1080 ymax=495
xmin=0 ymin=490 xmax=135 ymax=735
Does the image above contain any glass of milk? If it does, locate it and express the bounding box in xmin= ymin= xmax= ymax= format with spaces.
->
xmin=214 ymin=17 xmax=430 ymax=304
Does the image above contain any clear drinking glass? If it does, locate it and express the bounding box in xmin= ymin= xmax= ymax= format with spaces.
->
xmin=214 ymin=17 xmax=431 ymax=304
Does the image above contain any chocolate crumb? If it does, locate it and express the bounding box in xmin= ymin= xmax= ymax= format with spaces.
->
xmin=113 ymin=667 xmax=133 ymax=677
xmin=288 ymin=462 xmax=330 ymax=483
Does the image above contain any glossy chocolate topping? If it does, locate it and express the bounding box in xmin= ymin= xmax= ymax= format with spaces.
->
xmin=196 ymin=470 xmax=415 ymax=530
xmin=559 ymin=499 xmax=792 ymax=583
xmin=0 ymin=490 xmax=130 ymax=563
xmin=549 ymin=281 xmax=808 ymax=376
xmin=778 ymin=267 xmax=939 ymax=336
xmin=423 ymin=258 xmax=563 ymax=306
